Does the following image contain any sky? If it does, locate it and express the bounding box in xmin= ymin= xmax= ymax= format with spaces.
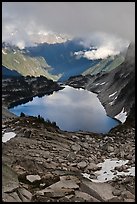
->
xmin=2 ymin=2 xmax=135 ymax=59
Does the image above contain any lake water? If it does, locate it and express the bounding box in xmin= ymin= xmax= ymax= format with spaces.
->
xmin=9 ymin=86 xmax=119 ymax=133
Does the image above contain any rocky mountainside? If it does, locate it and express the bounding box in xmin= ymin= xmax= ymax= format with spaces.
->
xmin=2 ymin=42 xmax=60 ymax=81
xmin=2 ymin=39 xmax=126 ymax=82
xmin=2 ymin=75 xmax=62 ymax=109
xmin=26 ymin=39 xmax=100 ymax=81
xmin=66 ymin=43 xmax=135 ymax=123
xmin=82 ymin=54 xmax=125 ymax=76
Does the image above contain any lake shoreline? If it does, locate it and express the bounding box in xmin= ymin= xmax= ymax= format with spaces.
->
xmin=9 ymin=85 xmax=120 ymax=134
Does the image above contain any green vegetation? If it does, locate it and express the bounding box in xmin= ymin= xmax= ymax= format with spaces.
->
xmin=20 ymin=112 xmax=26 ymax=117
xmin=82 ymin=55 xmax=125 ymax=76
xmin=20 ymin=113 xmax=58 ymax=129
xmin=37 ymin=114 xmax=57 ymax=128
xmin=2 ymin=48 xmax=61 ymax=81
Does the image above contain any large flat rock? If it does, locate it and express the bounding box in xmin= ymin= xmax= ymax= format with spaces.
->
xmin=2 ymin=163 xmax=19 ymax=193
xmin=82 ymin=179 xmax=116 ymax=201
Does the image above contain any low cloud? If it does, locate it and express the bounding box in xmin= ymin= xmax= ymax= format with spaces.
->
xmin=2 ymin=2 xmax=135 ymax=48
xmin=74 ymin=33 xmax=129 ymax=60
xmin=83 ymin=47 xmax=119 ymax=60
xmin=75 ymin=47 xmax=119 ymax=60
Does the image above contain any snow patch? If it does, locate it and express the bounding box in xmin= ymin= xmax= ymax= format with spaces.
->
xmin=2 ymin=132 xmax=16 ymax=143
xmin=115 ymin=107 xmax=127 ymax=123
xmin=14 ymin=59 xmax=20 ymax=64
xmin=109 ymin=101 xmax=114 ymax=106
xmin=26 ymin=175 xmax=41 ymax=183
xmin=82 ymin=159 xmax=135 ymax=183
xmin=123 ymin=73 xmax=130 ymax=78
xmin=109 ymin=96 xmax=117 ymax=106
xmin=120 ymin=73 xmax=124 ymax=77
xmin=2 ymin=50 xmax=7 ymax=55
xmin=95 ymin=82 xmax=106 ymax=86
xmin=109 ymin=91 xmax=117 ymax=98
xmin=100 ymin=82 xmax=106 ymax=85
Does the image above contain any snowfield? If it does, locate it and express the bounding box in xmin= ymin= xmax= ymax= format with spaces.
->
xmin=2 ymin=132 xmax=16 ymax=143
xmin=82 ymin=158 xmax=135 ymax=183
xmin=115 ymin=107 xmax=127 ymax=123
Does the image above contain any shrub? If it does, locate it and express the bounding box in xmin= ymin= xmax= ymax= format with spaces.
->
xmin=20 ymin=112 xmax=25 ymax=117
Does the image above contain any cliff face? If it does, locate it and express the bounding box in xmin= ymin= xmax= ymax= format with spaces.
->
xmin=97 ymin=43 xmax=135 ymax=119
xmin=66 ymin=43 xmax=135 ymax=122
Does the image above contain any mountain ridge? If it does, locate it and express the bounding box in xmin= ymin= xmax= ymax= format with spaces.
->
xmin=2 ymin=43 xmax=60 ymax=81
xmin=66 ymin=43 xmax=135 ymax=123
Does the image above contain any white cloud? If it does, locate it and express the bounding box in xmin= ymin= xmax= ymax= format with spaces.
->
xmin=83 ymin=46 xmax=119 ymax=60
xmin=16 ymin=41 xmax=25 ymax=49
xmin=2 ymin=2 xmax=135 ymax=48
xmin=74 ymin=33 xmax=129 ymax=60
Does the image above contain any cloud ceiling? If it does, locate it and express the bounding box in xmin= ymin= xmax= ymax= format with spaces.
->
xmin=2 ymin=2 xmax=135 ymax=58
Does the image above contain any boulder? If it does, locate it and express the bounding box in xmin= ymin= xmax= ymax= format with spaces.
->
xmin=82 ymin=143 xmax=89 ymax=149
xmin=36 ymin=188 xmax=74 ymax=198
xmin=71 ymin=144 xmax=81 ymax=152
xmin=17 ymin=187 xmax=32 ymax=202
xmin=26 ymin=174 xmax=41 ymax=184
xmin=77 ymin=161 xmax=87 ymax=169
xmin=75 ymin=190 xmax=100 ymax=202
xmin=2 ymin=163 xmax=32 ymax=202
xmin=112 ymin=189 xmax=122 ymax=196
xmin=41 ymin=173 xmax=60 ymax=187
xmin=2 ymin=163 xmax=19 ymax=193
xmin=121 ymin=190 xmax=135 ymax=199
xmin=67 ymin=152 xmax=76 ymax=162
xmin=3 ymin=192 xmax=22 ymax=202
xmin=24 ymin=130 xmax=31 ymax=138
xmin=36 ymin=175 xmax=80 ymax=196
xmin=107 ymin=197 xmax=123 ymax=202
xmin=107 ymin=146 xmax=114 ymax=153
xmin=124 ymin=198 xmax=135 ymax=202
xmin=87 ymin=162 xmax=101 ymax=171
xmin=82 ymin=179 xmax=115 ymax=201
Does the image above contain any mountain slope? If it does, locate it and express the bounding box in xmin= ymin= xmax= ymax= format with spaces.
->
xmin=2 ymin=43 xmax=60 ymax=81
xmin=26 ymin=39 xmax=100 ymax=81
xmin=96 ymin=43 xmax=135 ymax=119
xmin=82 ymin=55 xmax=125 ymax=76
xmin=66 ymin=43 xmax=135 ymax=123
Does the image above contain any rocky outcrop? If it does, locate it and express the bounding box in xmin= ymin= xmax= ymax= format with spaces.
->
xmin=2 ymin=163 xmax=32 ymax=202
xmin=2 ymin=75 xmax=62 ymax=108
xmin=2 ymin=116 xmax=135 ymax=202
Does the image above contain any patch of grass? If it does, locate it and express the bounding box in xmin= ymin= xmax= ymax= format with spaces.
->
xmin=2 ymin=48 xmax=60 ymax=81
xmin=83 ymin=55 xmax=125 ymax=76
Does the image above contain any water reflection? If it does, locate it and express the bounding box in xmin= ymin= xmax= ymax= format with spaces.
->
xmin=10 ymin=86 xmax=119 ymax=133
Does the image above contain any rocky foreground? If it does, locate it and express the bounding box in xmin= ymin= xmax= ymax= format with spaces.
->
xmin=2 ymin=115 xmax=135 ymax=202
